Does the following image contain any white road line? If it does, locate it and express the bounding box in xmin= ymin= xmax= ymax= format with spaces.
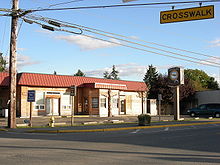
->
xmin=130 ymin=129 xmax=140 ymax=134
xmin=164 ymin=127 xmax=169 ymax=131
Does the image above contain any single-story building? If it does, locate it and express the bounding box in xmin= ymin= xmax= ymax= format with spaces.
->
xmin=0 ymin=72 xmax=149 ymax=117
xmin=195 ymin=90 xmax=220 ymax=105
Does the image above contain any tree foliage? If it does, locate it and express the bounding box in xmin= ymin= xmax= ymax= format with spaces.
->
xmin=184 ymin=69 xmax=219 ymax=90
xmin=143 ymin=65 xmax=196 ymax=103
xmin=103 ymin=71 xmax=111 ymax=79
xmin=0 ymin=53 xmax=7 ymax=72
xmin=143 ymin=64 xmax=158 ymax=88
xmin=103 ymin=65 xmax=120 ymax=80
xmin=74 ymin=69 xmax=86 ymax=77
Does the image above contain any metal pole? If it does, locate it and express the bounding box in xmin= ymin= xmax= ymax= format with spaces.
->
xmin=29 ymin=102 xmax=32 ymax=127
xmin=8 ymin=0 xmax=19 ymax=128
xmin=158 ymin=99 xmax=161 ymax=121
xmin=174 ymin=86 xmax=180 ymax=120
xmin=71 ymin=96 xmax=74 ymax=126
xmin=108 ymin=89 xmax=112 ymax=117
xmin=141 ymin=92 xmax=144 ymax=114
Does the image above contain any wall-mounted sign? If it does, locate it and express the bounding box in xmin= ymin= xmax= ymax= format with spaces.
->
xmin=160 ymin=5 xmax=214 ymax=24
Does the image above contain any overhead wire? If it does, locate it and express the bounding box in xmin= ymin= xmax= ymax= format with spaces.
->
xmin=28 ymin=0 xmax=220 ymax=12
xmin=55 ymin=17 xmax=220 ymax=61
xmin=49 ymin=0 xmax=86 ymax=8
xmin=0 ymin=18 xmax=7 ymax=52
xmin=24 ymin=14 xmax=220 ymax=65
xmin=21 ymin=16 xmax=220 ymax=68
xmin=73 ymin=6 xmax=211 ymax=44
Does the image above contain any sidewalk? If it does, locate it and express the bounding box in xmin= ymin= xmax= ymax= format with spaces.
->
xmin=1 ymin=116 xmax=220 ymax=133
xmin=1 ymin=115 xmax=175 ymax=127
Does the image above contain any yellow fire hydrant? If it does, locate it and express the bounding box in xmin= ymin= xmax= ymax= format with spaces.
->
xmin=49 ymin=116 xmax=55 ymax=127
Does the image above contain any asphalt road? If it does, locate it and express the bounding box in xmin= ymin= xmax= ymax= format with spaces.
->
xmin=0 ymin=123 xmax=220 ymax=165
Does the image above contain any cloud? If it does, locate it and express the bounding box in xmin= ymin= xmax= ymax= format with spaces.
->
xmin=35 ymin=29 xmax=54 ymax=35
xmin=85 ymin=63 xmax=183 ymax=81
xmin=209 ymin=38 xmax=220 ymax=47
xmin=84 ymin=64 xmax=150 ymax=80
xmin=54 ymin=35 xmax=120 ymax=50
xmin=17 ymin=48 xmax=27 ymax=51
xmin=17 ymin=54 xmax=40 ymax=69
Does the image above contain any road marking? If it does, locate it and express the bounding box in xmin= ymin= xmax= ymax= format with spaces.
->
xmin=164 ymin=127 xmax=169 ymax=131
xmin=130 ymin=129 xmax=140 ymax=134
xmin=27 ymin=121 xmax=220 ymax=133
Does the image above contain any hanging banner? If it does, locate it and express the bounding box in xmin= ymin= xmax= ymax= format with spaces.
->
xmin=160 ymin=5 xmax=214 ymax=24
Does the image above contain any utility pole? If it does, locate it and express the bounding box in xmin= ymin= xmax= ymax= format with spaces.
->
xmin=8 ymin=0 xmax=19 ymax=128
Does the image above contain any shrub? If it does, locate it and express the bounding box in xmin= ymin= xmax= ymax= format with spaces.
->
xmin=138 ymin=114 xmax=151 ymax=126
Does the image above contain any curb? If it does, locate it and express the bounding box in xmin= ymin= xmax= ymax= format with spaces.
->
xmin=26 ymin=121 xmax=220 ymax=133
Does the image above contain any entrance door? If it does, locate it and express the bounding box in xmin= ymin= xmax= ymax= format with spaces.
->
xmin=83 ymin=98 xmax=89 ymax=114
xmin=46 ymin=98 xmax=59 ymax=115
xmin=120 ymin=99 xmax=126 ymax=114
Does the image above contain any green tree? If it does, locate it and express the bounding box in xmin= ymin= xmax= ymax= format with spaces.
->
xmin=207 ymin=77 xmax=219 ymax=90
xmin=103 ymin=65 xmax=120 ymax=80
xmin=184 ymin=69 xmax=219 ymax=90
xmin=111 ymin=65 xmax=120 ymax=80
xmin=74 ymin=69 xmax=85 ymax=76
xmin=0 ymin=53 xmax=7 ymax=72
xmin=103 ymin=71 xmax=111 ymax=79
xmin=143 ymin=64 xmax=158 ymax=88
xmin=143 ymin=65 xmax=159 ymax=99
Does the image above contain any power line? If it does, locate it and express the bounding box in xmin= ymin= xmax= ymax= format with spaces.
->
xmin=72 ymin=7 xmax=211 ymax=44
xmin=24 ymin=15 xmax=220 ymax=65
xmin=21 ymin=17 xmax=220 ymax=68
xmin=81 ymin=34 xmax=220 ymax=68
xmin=61 ymin=23 xmax=220 ymax=66
xmin=49 ymin=0 xmax=85 ymax=8
xmin=54 ymin=17 xmax=220 ymax=60
xmin=29 ymin=0 xmax=220 ymax=12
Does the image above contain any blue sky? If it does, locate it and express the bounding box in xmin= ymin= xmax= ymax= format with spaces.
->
xmin=0 ymin=0 xmax=220 ymax=82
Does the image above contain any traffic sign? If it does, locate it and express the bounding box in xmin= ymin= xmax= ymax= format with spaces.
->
xmin=160 ymin=5 xmax=214 ymax=24
xmin=27 ymin=90 xmax=35 ymax=102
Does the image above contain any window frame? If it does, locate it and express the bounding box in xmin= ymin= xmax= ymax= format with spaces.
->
xmin=92 ymin=97 xmax=99 ymax=108
xmin=100 ymin=98 xmax=106 ymax=108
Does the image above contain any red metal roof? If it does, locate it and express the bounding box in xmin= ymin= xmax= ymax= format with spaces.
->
xmin=0 ymin=72 xmax=9 ymax=87
xmin=0 ymin=72 xmax=147 ymax=91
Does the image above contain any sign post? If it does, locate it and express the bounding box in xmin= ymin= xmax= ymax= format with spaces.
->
xmin=70 ymin=85 xmax=77 ymax=126
xmin=27 ymin=90 xmax=35 ymax=127
xmin=168 ymin=67 xmax=184 ymax=121
xmin=158 ymin=94 xmax=162 ymax=121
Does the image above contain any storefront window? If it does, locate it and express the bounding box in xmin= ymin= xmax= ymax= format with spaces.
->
xmin=35 ymin=91 xmax=45 ymax=110
xmin=112 ymin=98 xmax=118 ymax=108
xmin=92 ymin=97 xmax=99 ymax=108
xmin=100 ymin=98 xmax=106 ymax=108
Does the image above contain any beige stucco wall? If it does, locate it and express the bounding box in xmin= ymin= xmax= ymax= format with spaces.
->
xmin=19 ymin=86 xmax=70 ymax=117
